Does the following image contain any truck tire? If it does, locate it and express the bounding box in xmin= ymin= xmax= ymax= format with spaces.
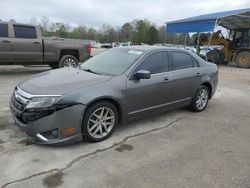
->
xmin=49 ymin=63 xmax=59 ymax=69
xmin=206 ymin=50 xmax=222 ymax=65
xmin=235 ymin=51 xmax=250 ymax=68
xmin=59 ymin=55 xmax=79 ymax=68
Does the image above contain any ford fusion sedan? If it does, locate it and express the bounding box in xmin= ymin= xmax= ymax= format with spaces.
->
xmin=10 ymin=46 xmax=218 ymax=144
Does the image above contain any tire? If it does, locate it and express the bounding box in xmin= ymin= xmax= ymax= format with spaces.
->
xmin=189 ymin=85 xmax=210 ymax=112
xmin=207 ymin=50 xmax=222 ymax=65
xmin=235 ymin=51 xmax=250 ymax=68
xmin=49 ymin=63 xmax=59 ymax=69
xmin=82 ymin=101 xmax=118 ymax=142
xmin=59 ymin=55 xmax=78 ymax=68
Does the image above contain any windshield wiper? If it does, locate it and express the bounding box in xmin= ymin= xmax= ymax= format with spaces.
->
xmin=82 ymin=68 xmax=102 ymax=75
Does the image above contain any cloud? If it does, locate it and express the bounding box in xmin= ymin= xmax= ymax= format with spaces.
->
xmin=0 ymin=0 xmax=250 ymax=28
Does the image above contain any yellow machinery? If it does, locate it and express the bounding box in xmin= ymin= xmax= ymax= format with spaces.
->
xmin=165 ymin=9 xmax=250 ymax=68
xmin=199 ymin=29 xmax=250 ymax=68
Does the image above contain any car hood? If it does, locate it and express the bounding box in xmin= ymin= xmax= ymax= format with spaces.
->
xmin=18 ymin=68 xmax=112 ymax=95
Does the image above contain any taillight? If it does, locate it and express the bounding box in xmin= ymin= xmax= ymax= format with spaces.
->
xmin=87 ymin=44 xmax=91 ymax=55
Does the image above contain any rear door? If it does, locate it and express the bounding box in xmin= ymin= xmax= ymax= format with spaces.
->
xmin=12 ymin=24 xmax=43 ymax=62
xmin=169 ymin=51 xmax=201 ymax=102
xmin=0 ymin=23 xmax=12 ymax=62
xmin=126 ymin=51 xmax=173 ymax=117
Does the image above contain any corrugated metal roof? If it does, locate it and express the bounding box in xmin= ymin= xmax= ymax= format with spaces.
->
xmin=166 ymin=8 xmax=250 ymax=33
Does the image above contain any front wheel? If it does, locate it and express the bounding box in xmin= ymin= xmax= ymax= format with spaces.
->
xmin=59 ymin=55 xmax=79 ymax=68
xmin=235 ymin=51 xmax=250 ymax=68
xmin=82 ymin=101 xmax=118 ymax=142
xmin=189 ymin=86 xmax=209 ymax=112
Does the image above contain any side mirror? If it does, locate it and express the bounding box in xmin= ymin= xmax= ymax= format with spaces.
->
xmin=134 ymin=70 xmax=151 ymax=79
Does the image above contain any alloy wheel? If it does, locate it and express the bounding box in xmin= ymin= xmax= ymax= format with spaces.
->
xmin=87 ymin=107 xmax=115 ymax=139
xmin=63 ymin=58 xmax=77 ymax=67
xmin=196 ymin=88 xmax=208 ymax=110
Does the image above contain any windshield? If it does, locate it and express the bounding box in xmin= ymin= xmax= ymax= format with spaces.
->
xmin=81 ymin=48 xmax=144 ymax=76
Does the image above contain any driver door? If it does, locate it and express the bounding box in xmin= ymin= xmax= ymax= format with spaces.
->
xmin=125 ymin=51 xmax=173 ymax=118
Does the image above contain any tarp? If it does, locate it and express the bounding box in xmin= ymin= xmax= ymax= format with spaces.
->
xmin=166 ymin=8 xmax=250 ymax=33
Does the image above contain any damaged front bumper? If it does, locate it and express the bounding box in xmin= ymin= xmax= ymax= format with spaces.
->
xmin=10 ymin=94 xmax=85 ymax=145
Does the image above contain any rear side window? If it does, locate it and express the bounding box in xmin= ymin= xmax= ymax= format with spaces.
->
xmin=0 ymin=24 xmax=8 ymax=37
xmin=192 ymin=58 xmax=199 ymax=67
xmin=135 ymin=51 xmax=168 ymax=74
xmin=14 ymin=25 xmax=37 ymax=39
xmin=170 ymin=52 xmax=197 ymax=71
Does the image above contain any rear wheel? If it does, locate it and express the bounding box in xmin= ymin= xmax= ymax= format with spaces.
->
xmin=82 ymin=101 xmax=118 ymax=142
xmin=189 ymin=85 xmax=209 ymax=112
xmin=235 ymin=51 xmax=250 ymax=68
xmin=59 ymin=55 xmax=78 ymax=68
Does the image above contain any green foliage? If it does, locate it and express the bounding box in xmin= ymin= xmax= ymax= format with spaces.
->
xmin=38 ymin=16 xmax=193 ymax=45
xmin=147 ymin=26 xmax=159 ymax=45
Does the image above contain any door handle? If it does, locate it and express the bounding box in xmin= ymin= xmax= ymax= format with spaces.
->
xmin=33 ymin=41 xmax=40 ymax=44
xmin=2 ymin=40 xmax=10 ymax=43
xmin=162 ymin=77 xmax=169 ymax=83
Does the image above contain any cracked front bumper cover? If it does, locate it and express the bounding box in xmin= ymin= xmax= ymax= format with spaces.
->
xmin=10 ymin=102 xmax=85 ymax=145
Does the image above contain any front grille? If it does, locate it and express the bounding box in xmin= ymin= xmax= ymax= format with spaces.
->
xmin=22 ymin=110 xmax=54 ymax=123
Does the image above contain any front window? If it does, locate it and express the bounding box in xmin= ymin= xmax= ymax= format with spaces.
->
xmin=134 ymin=52 xmax=168 ymax=74
xmin=81 ymin=48 xmax=144 ymax=76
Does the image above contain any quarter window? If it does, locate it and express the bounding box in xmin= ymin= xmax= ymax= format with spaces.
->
xmin=14 ymin=25 xmax=37 ymax=38
xmin=192 ymin=58 xmax=199 ymax=67
xmin=135 ymin=52 xmax=168 ymax=74
xmin=0 ymin=24 xmax=8 ymax=37
xmin=171 ymin=52 xmax=198 ymax=70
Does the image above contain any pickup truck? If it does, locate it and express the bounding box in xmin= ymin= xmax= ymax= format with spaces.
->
xmin=0 ymin=21 xmax=91 ymax=68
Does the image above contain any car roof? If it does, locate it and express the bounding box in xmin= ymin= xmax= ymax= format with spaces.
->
xmin=116 ymin=45 xmax=188 ymax=53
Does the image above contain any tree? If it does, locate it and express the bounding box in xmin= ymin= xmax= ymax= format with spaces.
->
xmin=54 ymin=22 xmax=69 ymax=38
xmin=147 ymin=26 xmax=159 ymax=45
xmin=28 ymin=17 xmax=174 ymax=43
xmin=158 ymin=25 xmax=165 ymax=43
xmin=87 ymin=28 xmax=98 ymax=40
xmin=99 ymin=24 xmax=118 ymax=42
xmin=71 ymin=26 xmax=88 ymax=39
xmin=40 ymin=16 xmax=50 ymax=32
xmin=120 ymin=22 xmax=134 ymax=41
xmin=134 ymin=19 xmax=151 ymax=43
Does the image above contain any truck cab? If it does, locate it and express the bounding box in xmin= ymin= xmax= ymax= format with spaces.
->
xmin=230 ymin=29 xmax=250 ymax=49
xmin=0 ymin=21 xmax=91 ymax=68
xmin=0 ymin=21 xmax=43 ymax=64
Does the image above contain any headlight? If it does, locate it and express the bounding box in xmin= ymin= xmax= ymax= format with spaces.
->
xmin=26 ymin=96 xmax=60 ymax=109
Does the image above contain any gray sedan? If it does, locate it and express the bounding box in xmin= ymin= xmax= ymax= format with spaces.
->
xmin=10 ymin=46 xmax=218 ymax=144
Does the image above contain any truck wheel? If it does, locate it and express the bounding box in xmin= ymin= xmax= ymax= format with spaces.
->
xmin=235 ymin=51 xmax=250 ymax=68
xmin=207 ymin=50 xmax=222 ymax=65
xmin=59 ymin=55 xmax=78 ymax=68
